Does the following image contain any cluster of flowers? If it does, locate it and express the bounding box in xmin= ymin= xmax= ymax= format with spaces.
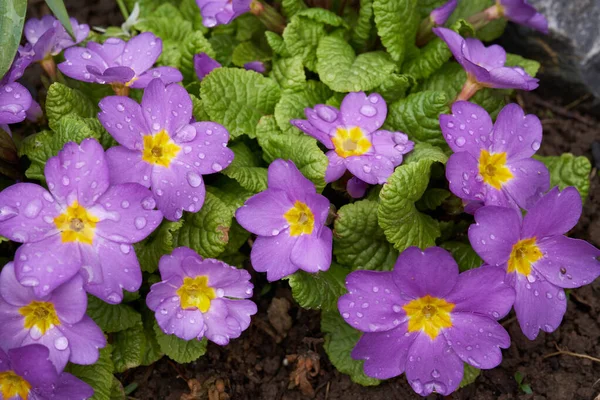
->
xmin=0 ymin=0 xmax=598 ymax=399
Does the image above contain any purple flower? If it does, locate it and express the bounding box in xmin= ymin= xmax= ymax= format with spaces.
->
xmin=24 ymin=16 xmax=90 ymax=62
xmin=243 ymin=61 xmax=266 ymax=74
xmin=339 ymin=247 xmax=515 ymax=396
xmin=496 ymin=0 xmax=549 ymax=33
xmin=469 ymin=187 xmax=600 ymax=340
xmin=147 ymin=247 xmax=257 ymax=345
xmin=196 ymin=0 xmax=251 ymax=27
xmin=430 ymin=0 xmax=458 ymax=25
xmin=0 ymin=49 xmax=34 ymax=127
xmin=98 ymin=79 xmax=234 ymax=221
xmin=442 ymin=101 xmax=549 ymax=212
xmin=433 ymin=27 xmax=538 ymax=100
xmin=0 ymin=345 xmax=93 ymax=399
xmin=290 ymin=92 xmax=414 ymax=196
xmin=193 ymin=52 xmax=221 ymax=81
xmin=236 ymin=159 xmax=333 ymax=281
xmin=0 ymin=138 xmax=163 ymax=302
xmin=0 ymin=263 xmax=106 ymax=372
xmin=58 ymin=33 xmax=182 ymax=89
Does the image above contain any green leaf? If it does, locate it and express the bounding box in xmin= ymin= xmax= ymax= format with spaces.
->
xmin=334 ymin=200 xmax=398 ymax=271
xmin=440 ymin=241 xmax=483 ymax=272
xmin=295 ymin=8 xmax=348 ymax=28
xmin=505 ymin=53 xmax=541 ymax=80
xmin=385 ymin=90 xmax=450 ymax=146
xmin=86 ymin=295 xmax=142 ymax=333
xmin=45 ymin=0 xmax=75 ymax=38
xmin=316 ymin=35 xmax=397 ymax=92
xmin=283 ymin=16 xmax=327 ymax=72
xmin=351 ymin=0 xmax=375 ymax=51
xmin=173 ymin=192 xmax=233 ymax=258
xmin=375 ymin=73 xmax=414 ymax=103
xmin=209 ymin=34 xmax=239 ymax=65
xmin=222 ymin=142 xmax=268 ymax=193
xmin=112 ymin=324 xmax=145 ymax=373
xmin=109 ymin=377 xmax=125 ymax=400
xmin=282 ymin=0 xmax=307 ymax=17
xmin=286 ymin=264 xmax=348 ymax=312
xmin=535 ymin=154 xmax=592 ymax=201
xmin=274 ymin=80 xmax=332 ymax=135
xmin=0 ymin=0 xmax=26 ymax=78
xmin=235 ymin=14 xmax=264 ymax=42
xmin=179 ymin=0 xmax=207 ymax=31
xmin=232 ymin=41 xmax=271 ymax=67
xmin=206 ymin=176 xmax=255 ymax=212
xmin=448 ymin=0 xmax=506 ymax=41
xmin=135 ymin=220 xmax=184 ymax=273
xmin=404 ymin=142 xmax=448 ymax=165
xmin=321 ymin=311 xmax=380 ymax=386
xmin=271 ymin=55 xmax=306 ymax=92
xmin=153 ymin=321 xmax=207 ymax=363
xmin=378 ymin=158 xmax=441 ymax=252
xmin=265 ymin=31 xmax=290 ymax=57
xmin=46 ymin=83 xmax=96 ymax=130
xmin=190 ymin=94 xmax=211 ymax=122
xmin=417 ymin=188 xmax=451 ymax=210
xmin=66 ymin=345 xmax=114 ymax=400
xmin=459 ymin=364 xmax=481 ymax=388
xmin=372 ymin=0 xmax=419 ymax=64
xmin=180 ymin=31 xmax=215 ymax=82
xmin=256 ymin=116 xmax=328 ymax=191
xmin=201 ymin=68 xmax=281 ymax=138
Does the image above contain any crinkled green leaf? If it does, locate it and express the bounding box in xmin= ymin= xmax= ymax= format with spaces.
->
xmin=209 ymin=34 xmax=239 ymax=65
xmin=535 ymin=154 xmax=592 ymax=201
xmin=179 ymin=0 xmax=207 ymax=31
xmin=417 ymin=188 xmax=451 ymax=210
xmin=378 ymin=158 xmax=441 ymax=251
xmin=0 ymin=0 xmax=26 ymax=78
xmin=334 ymin=200 xmax=398 ymax=271
xmin=460 ymin=364 xmax=481 ymax=388
xmin=351 ymin=0 xmax=375 ymax=51
xmin=275 ymin=80 xmax=332 ymax=135
xmin=295 ymin=8 xmax=348 ymax=28
xmin=173 ymin=192 xmax=233 ymax=258
xmin=112 ymin=324 xmax=145 ymax=373
xmin=316 ymin=35 xmax=396 ymax=92
xmin=286 ymin=264 xmax=348 ymax=312
xmin=282 ymin=0 xmax=307 ymax=18
xmin=321 ymin=311 xmax=380 ymax=386
xmin=201 ymin=68 xmax=281 ymax=138
xmin=153 ymin=321 xmax=207 ymax=363
xmin=180 ymin=30 xmax=215 ymax=81
xmin=235 ymin=14 xmax=264 ymax=42
xmin=135 ymin=220 xmax=184 ymax=273
xmin=109 ymin=376 xmax=125 ymax=400
xmin=385 ymin=90 xmax=450 ymax=146
xmin=46 ymin=83 xmax=96 ymax=130
xmin=447 ymin=0 xmax=506 ymax=42
xmin=375 ymin=73 xmax=414 ymax=103
xmin=283 ymin=16 xmax=326 ymax=72
xmin=222 ymin=142 xmax=268 ymax=193
xmin=86 ymin=295 xmax=142 ymax=333
xmin=256 ymin=116 xmax=328 ymax=191
xmin=232 ymin=41 xmax=271 ymax=67
xmin=206 ymin=176 xmax=254 ymax=212
xmin=505 ymin=53 xmax=541 ymax=78
xmin=440 ymin=241 xmax=483 ymax=272
xmin=66 ymin=345 xmax=114 ymax=400
xmin=404 ymin=142 xmax=449 ymax=164
xmin=222 ymin=220 xmax=251 ymax=257
xmin=271 ymin=55 xmax=306 ymax=92
xmin=373 ymin=0 xmax=419 ymax=64
xmin=265 ymin=31 xmax=290 ymax=57
xmin=190 ymin=93 xmax=211 ymax=122
xmin=135 ymin=3 xmax=190 ymax=42
xmin=418 ymin=0 xmax=448 ymax=17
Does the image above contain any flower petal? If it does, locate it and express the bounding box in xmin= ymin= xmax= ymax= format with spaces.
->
xmin=57 ymin=315 xmax=105 ymax=365
xmin=290 ymin=118 xmax=334 ymax=148
xmin=0 ymin=300 xmax=29 ymax=350
xmin=54 ymin=373 xmax=94 ymax=399
xmin=0 ymin=263 xmax=35 ymax=306
xmin=491 ymin=103 xmax=543 ymax=160
xmin=441 ymin=101 xmax=492 ymax=157
xmin=51 ymin=274 xmax=87 ymax=324
xmin=181 ymin=258 xmax=254 ymax=299
xmin=183 ymin=122 xmax=234 ymax=175
xmin=433 ymin=27 xmax=465 ymax=65
xmin=130 ymin=66 xmax=183 ymax=88
xmin=203 ymin=298 xmax=250 ymax=345
xmin=194 ymin=52 xmax=221 ymax=81
xmin=158 ymin=247 xmax=200 ymax=281
xmin=267 ymin=159 xmax=316 ymax=200
xmin=105 ymin=146 xmax=152 ymax=187
xmin=503 ymin=158 xmax=549 ymax=209
xmin=121 ymin=32 xmax=162 ymax=75
xmin=59 ymin=47 xmax=107 ymax=83
xmin=10 ymin=345 xmax=58 ymax=389
xmin=305 ymin=104 xmax=341 ymax=137
xmin=250 ymin=233 xmax=298 ymax=281
xmin=522 ymin=186 xmax=582 ymax=238
xmin=141 ymin=79 xmax=192 ymax=136
xmin=324 ymin=151 xmax=346 ymax=183
xmin=0 ymin=82 xmax=33 ymax=124
xmin=345 ymin=154 xmax=394 ymax=185
xmin=290 ymin=227 xmax=332 ymax=273
xmin=156 ymin=299 xmax=205 ymax=341
xmin=98 ymin=96 xmax=147 ymax=150
xmin=146 ymin=279 xmax=180 ymax=311
xmin=446 ymin=152 xmax=486 ymax=202
xmin=469 ymin=206 xmax=521 ymax=267
xmin=486 ymin=66 xmax=539 ymax=90
xmin=235 ymin=189 xmax=293 ymax=237
xmin=371 ymin=130 xmax=414 ymax=166
xmin=340 ymin=92 xmax=387 ymax=133
xmin=346 ymin=177 xmax=368 ymax=198
xmin=462 ymin=39 xmax=506 ymax=69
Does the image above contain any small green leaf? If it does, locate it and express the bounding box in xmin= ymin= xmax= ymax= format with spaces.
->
xmin=535 ymin=154 xmax=592 ymax=201
xmin=0 ymin=0 xmax=26 ymax=78
xmin=282 ymin=0 xmax=307 ymax=17
xmin=222 ymin=142 xmax=268 ymax=193
xmin=271 ymin=55 xmax=306 ymax=92
xmin=112 ymin=324 xmax=145 ymax=373
xmin=440 ymin=241 xmax=483 ymax=272
xmin=153 ymin=321 xmax=207 ymax=363
xmin=179 ymin=31 xmax=215 ymax=82
xmin=282 ymin=15 xmax=326 ymax=72
xmin=66 ymin=345 xmax=114 ymax=400
xmin=232 ymin=41 xmax=271 ymax=67
xmin=448 ymin=0 xmax=506 ymax=41
xmin=375 ymin=74 xmax=414 ymax=103
xmin=274 ymin=80 xmax=332 ymax=135
xmin=45 ymin=0 xmax=75 ymax=38
xmin=334 ymin=200 xmax=398 ymax=271
xmin=459 ymin=363 xmax=481 ymax=388
xmin=417 ymin=188 xmax=451 ymax=211
xmin=206 ymin=176 xmax=255 ymax=212
xmin=321 ymin=311 xmax=380 ymax=386
xmin=404 ymin=142 xmax=448 ymax=165
xmin=86 ymin=295 xmax=142 ymax=333
xmin=190 ymin=94 xmax=211 ymax=122
xmin=286 ymin=264 xmax=348 ymax=312
xmin=46 ymin=83 xmax=96 ymax=130
xmin=109 ymin=376 xmax=125 ymax=400
xmin=295 ymin=8 xmax=348 ymax=28
xmin=135 ymin=220 xmax=184 ymax=273
xmin=265 ymin=32 xmax=290 ymax=57
xmin=505 ymin=53 xmax=540 ymax=78
xmin=209 ymin=34 xmax=239 ymax=65
xmin=372 ymin=0 xmax=419 ymax=64
xmin=351 ymin=0 xmax=375 ymax=51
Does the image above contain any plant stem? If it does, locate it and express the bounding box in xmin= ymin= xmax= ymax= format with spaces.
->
xmin=116 ymin=0 xmax=130 ymax=20
xmin=250 ymin=0 xmax=286 ymax=34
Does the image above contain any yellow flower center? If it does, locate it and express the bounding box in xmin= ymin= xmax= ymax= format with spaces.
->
xmin=331 ymin=126 xmax=372 ymax=158
xmin=0 ymin=371 xmax=31 ymax=400
xmin=142 ymin=130 xmax=181 ymax=167
xmin=176 ymin=276 xmax=217 ymax=313
xmin=54 ymin=201 xmax=99 ymax=245
xmin=19 ymin=301 xmax=61 ymax=335
xmin=403 ymin=295 xmax=455 ymax=340
xmin=478 ymin=150 xmax=513 ymax=190
xmin=507 ymin=237 xmax=543 ymax=276
xmin=283 ymin=201 xmax=315 ymax=236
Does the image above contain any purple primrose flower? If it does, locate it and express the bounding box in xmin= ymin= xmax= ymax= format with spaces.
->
xmin=0 ymin=263 xmax=105 ymax=372
xmin=243 ymin=61 xmax=266 ymax=74
xmin=442 ymin=101 xmax=549 ymax=212
xmin=236 ymin=159 xmax=333 ymax=281
xmin=0 ymin=138 xmax=163 ymax=302
xmin=469 ymin=187 xmax=600 ymax=340
xmin=430 ymin=0 xmax=458 ymax=25
xmin=24 ymin=16 xmax=90 ymax=62
xmin=493 ymin=0 xmax=548 ymax=33
xmin=291 ymin=92 xmax=414 ymax=198
xmin=58 ymin=32 xmax=182 ymax=90
xmin=0 ymin=345 xmax=93 ymax=399
xmin=339 ymin=247 xmax=515 ymax=396
xmin=98 ymin=79 xmax=234 ymax=221
xmin=0 ymin=49 xmax=34 ymax=128
xmin=147 ymin=247 xmax=257 ymax=345
xmin=196 ymin=0 xmax=251 ymax=28
xmin=194 ymin=52 xmax=222 ymax=81
xmin=433 ymin=27 xmax=539 ymax=101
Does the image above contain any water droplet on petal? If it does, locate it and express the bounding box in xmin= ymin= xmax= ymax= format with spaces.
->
xmin=142 ymin=196 xmax=156 ymax=209
xmin=362 ymin=165 xmax=371 ymax=173
xmin=54 ymin=337 xmax=69 ymax=351
xmin=359 ymin=105 xmax=377 ymax=117
xmin=212 ymin=163 xmax=223 ymax=172
xmin=23 ymin=199 xmax=43 ymax=219
xmin=81 ymin=51 xmax=92 ymax=59
xmin=316 ymin=107 xmax=336 ymax=122
xmin=431 ymin=369 xmax=441 ymax=378
xmin=392 ymin=304 xmax=402 ymax=313
xmin=455 ymin=137 xmax=466 ymax=147
xmin=61 ymin=176 xmax=70 ymax=186
xmin=120 ymin=244 xmax=131 ymax=254
xmin=531 ymin=141 xmax=540 ymax=151
xmin=186 ymin=172 xmax=203 ymax=188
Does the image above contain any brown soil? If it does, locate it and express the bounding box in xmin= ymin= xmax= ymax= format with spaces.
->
xmin=22 ymin=2 xmax=600 ymax=400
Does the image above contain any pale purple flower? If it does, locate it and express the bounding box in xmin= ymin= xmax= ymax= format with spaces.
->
xmin=24 ymin=16 xmax=90 ymax=61
xmin=339 ymin=247 xmax=515 ymax=396
xmin=194 ymin=52 xmax=221 ymax=81
xmin=431 ymin=0 xmax=458 ymax=25
xmin=236 ymin=159 xmax=333 ymax=281
xmin=469 ymin=187 xmax=600 ymax=340
xmin=0 ymin=48 xmax=34 ymax=127
xmin=0 ymin=138 xmax=163 ymax=302
xmin=98 ymin=79 xmax=234 ymax=221
xmin=58 ymin=33 xmax=182 ymax=89
xmin=196 ymin=0 xmax=251 ymax=27
xmin=442 ymin=101 xmax=549 ymax=212
xmin=0 ymin=345 xmax=94 ymax=399
xmin=147 ymin=247 xmax=257 ymax=345
xmin=291 ymin=92 xmax=414 ymax=197
xmin=496 ymin=0 xmax=549 ymax=33
xmin=0 ymin=263 xmax=105 ymax=372
xmin=244 ymin=61 xmax=266 ymax=74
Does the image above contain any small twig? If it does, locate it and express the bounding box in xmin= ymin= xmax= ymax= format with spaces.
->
xmin=543 ymin=343 xmax=600 ymax=363
xmin=565 ymin=93 xmax=592 ymax=110
xmin=529 ymin=97 xmax=596 ymax=127
xmin=167 ymin=360 xmax=189 ymax=381
xmin=501 ymin=316 xmax=517 ymax=327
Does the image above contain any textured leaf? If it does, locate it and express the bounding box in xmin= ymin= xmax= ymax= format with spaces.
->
xmin=86 ymin=295 xmax=142 ymax=333
xmin=282 ymin=0 xmax=307 ymax=17
xmin=321 ymin=311 xmax=380 ymax=386
xmin=232 ymin=41 xmax=271 ymax=67
xmin=265 ymin=32 xmax=290 ymax=57
xmin=440 ymin=241 xmax=483 ymax=272
xmin=201 ymin=68 xmax=281 ymax=138
xmin=112 ymin=324 xmax=145 ymax=373
xmin=46 ymin=83 xmax=96 ymax=130
xmin=376 ymin=73 xmax=414 ymax=103
xmin=378 ymin=158 xmax=441 ymax=251
xmin=286 ymin=264 xmax=348 ymax=312
xmin=66 ymin=345 xmax=114 ymax=400
xmin=535 ymin=154 xmax=592 ymax=201
xmin=135 ymin=220 xmax=184 ymax=273
xmin=271 ymin=55 xmax=306 ymax=92
xmin=190 ymin=94 xmax=211 ymax=122
xmin=417 ymin=188 xmax=451 ymax=210
xmin=404 ymin=142 xmax=448 ymax=165
xmin=235 ymin=15 xmax=264 ymax=42
xmin=209 ymin=34 xmax=239 ymax=65
xmin=283 ymin=16 xmax=326 ymax=72
xmin=351 ymin=0 xmax=375 ymax=51
xmin=153 ymin=321 xmax=207 ymax=363
xmin=316 ymin=35 xmax=396 ymax=92
xmin=206 ymin=177 xmax=255 ymax=212
xmin=109 ymin=377 xmax=125 ymax=400
xmin=295 ymin=8 xmax=348 ymax=28
xmin=334 ymin=200 xmax=398 ymax=271
xmin=0 ymin=0 xmax=26 ymax=78
xmin=274 ymin=80 xmax=332 ymax=135
xmin=372 ymin=0 xmax=419 ymax=64
xmin=460 ymin=364 xmax=481 ymax=388
xmin=180 ymin=30 xmax=215 ymax=81
xmin=447 ymin=0 xmax=506 ymax=42
xmin=222 ymin=142 xmax=268 ymax=193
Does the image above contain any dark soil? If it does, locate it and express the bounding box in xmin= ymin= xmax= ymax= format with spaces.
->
xmin=23 ymin=2 xmax=600 ymax=399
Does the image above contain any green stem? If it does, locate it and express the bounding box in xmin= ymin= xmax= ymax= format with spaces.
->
xmin=416 ymin=17 xmax=435 ymax=47
xmin=116 ymin=0 xmax=130 ymax=20
xmin=250 ymin=0 xmax=286 ymax=34
xmin=466 ymin=5 xmax=501 ymax=31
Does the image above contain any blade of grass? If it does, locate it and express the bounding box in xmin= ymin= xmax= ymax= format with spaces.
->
xmin=44 ymin=0 xmax=75 ymax=39
xmin=0 ymin=0 xmax=27 ymax=78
